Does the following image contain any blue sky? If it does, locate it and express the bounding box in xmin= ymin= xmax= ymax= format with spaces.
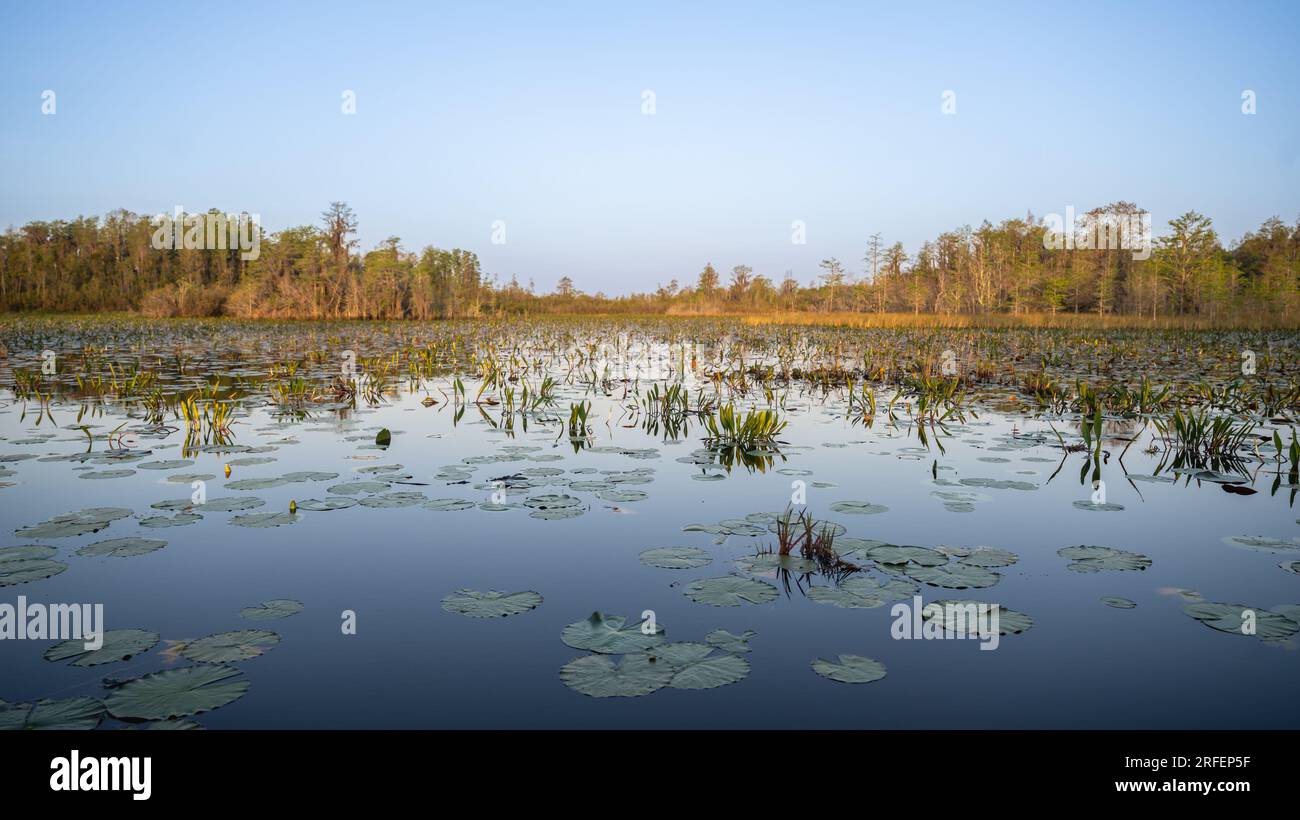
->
xmin=1 ymin=0 xmax=1297 ymax=294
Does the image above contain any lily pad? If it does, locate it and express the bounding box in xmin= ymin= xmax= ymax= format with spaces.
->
xmin=16 ymin=507 xmax=132 ymax=539
xmin=1181 ymin=601 xmax=1300 ymax=640
xmin=44 ymin=629 xmax=160 ymax=666
xmin=180 ymin=629 xmax=280 ymax=662
xmin=441 ymin=589 xmax=543 ymax=618
xmin=639 ymin=547 xmax=712 ymax=569
xmin=1100 ymin=596 xmax=1137 ymax=609
xmin=561 ymin=611 xmax=664 ymax=653
xmin=0 ymin=544 xmax=68 ymax=586
xmin=645 ymin=643 xmax=751 ymax=690
xmin=76 ymin=537 xmax=167 ymax=558
xmin=811 ymin=654 xmax=887 ymax=684
xmin=1057 ymin=546 xmax=1151 ymax=573
xmin=295 ymin=498 xmax=357 ymax=511
xmin=906 ymin=563 xmax=1000 ymax=589
xmin=104 ymin=665 xmax=250 ymax=720
xmin=959 ymin=548 xmax=1019 ymax=568
xmin=922 ymin=600 xmax=1034 ymax=635
xmin=229 ymin=512 xmax=299 ymax=528
xmin=829 ymin=501 xmax=889 ymax=515
xmin=683 ymin=576 xmax=779 ymax=607
xmin=808 ymin=575 xmax=917 ymax=609
xmin=705 ymin=629 xmax=756 ymax=654
xmin=558 ymin=653 xmax=673 ymax=698
xmin=0 ymin=697 xmax=104 ymax=730
xmin=239 ymin=599 xmax=304 ymax=620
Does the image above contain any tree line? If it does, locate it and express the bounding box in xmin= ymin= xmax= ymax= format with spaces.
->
xmin=0 ymin=201 xmax=1295 ymax=322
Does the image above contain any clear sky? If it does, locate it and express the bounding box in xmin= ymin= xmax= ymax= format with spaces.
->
xmin=1 ymin=0 xmax=1297 ymax=294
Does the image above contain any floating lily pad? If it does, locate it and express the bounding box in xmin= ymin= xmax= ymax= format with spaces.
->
xmin=1072 ymin=500 xmax=1126 ymax=512
xmin=811 ymin=654 xmax=887 ymax=684
xmin=226 ymin=477 xmax=290 ymax=491
xmin=906 ymin=563 xmax=1000 ymax=589
xmin=645 ymin=643 xmax=751 ymax=690
xmin=683 ymin=576 xmax=779 ymax=607
xmin=560 ymin=611 xmax=664 ymax=653
xmin=1221 ymin=535 xmax=1300 ymax=553
xmin=1058 ymin=546 xmax=1151 ymax=572
xmin=808 ymin=575 xmax=917 ymax=609
xmin=639 ymin=547 xmax=712 ymax=569
xmin=558 ymin=653 xmax=673 ymax=698
xmin=138 ymin=513 xmax=202 ymax=528
xmin=16 ymin=507 xmax=132 ymax=539
xmin=229 ymin=512 xmax=299 ymax=528
xmin=441 ymin=589 xmax=543 ymax=618
xmin=44 ymin=629 xmax=160 ymax=666
xmin=76 ymin=537 xmax=167 ymax=558
xmin=959 ymin=547 xmax=1019 ymax=568
xmin=196 ymin=497 xmax=265 ymax=512
xmin=138 ymin=460 xmax=195 ymax=471
xmin=1101 ymin=596 xmax=1137 ymax=609
xmin=327 ymin=481 xmax=390 ymax=495
xmin=359 ymin=491 xmax=427 ymax=508
xmin=0 ymin=697 xmax=104 ymax=730
xmin=422 ymin=498 xmax=474 ymax=511
xmin=734 ymin=553 xmax=817 ymax=573
xmin=79 ymin=469 xmax=136 ymax=480
xmin=0 ymin=544 xmax=68 ymax=586
xmin=922 ymin=600 xmax=1034 ymax=635
xmin=705 ymin=629 xmax=756 ymax=654
xmin=829 ymin=501 xmax=889 ymax=515
xmin=180 ymin=629 xmax=280 ymax=663
xmin=1182 ymin=601 xmax=1300 ymax=640
xmin=295 ymin=498 xmax=357 ymax=511
xmin=865 ymin=545 xmax=947 ymax=568
xmin=104 ymin=665 xmax=249 ymax=720
xmin=239 ymin=599 xmax=304 ymax=620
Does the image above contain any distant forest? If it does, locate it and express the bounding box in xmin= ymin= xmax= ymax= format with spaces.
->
xmin=1 ymin=201 xmax=1296 ymax=322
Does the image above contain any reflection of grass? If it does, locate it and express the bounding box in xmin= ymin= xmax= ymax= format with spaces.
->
xmin=774 ymin=507 xmax=859 ymax=581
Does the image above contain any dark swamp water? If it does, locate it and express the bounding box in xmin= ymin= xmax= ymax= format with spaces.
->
xmin=1 ymin=317 xmax=1297 ymax=728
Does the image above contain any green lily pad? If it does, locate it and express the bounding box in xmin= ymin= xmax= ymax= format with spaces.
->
xmin=296 ymin=498 xmax=358 ymax=511
xmin=1182 ymin=601 xmax=1300 ymax=640
xmin=811 ymin=654 xmax=887 ymax=684
xmin=560 ymin=611 xmax=664 ymax=653
xmin=422 ymin=498 xmax=475 ymax=511
xmin=705 ymin=629 xmax=756 ymax=654
xmin=79 ymin=469 xmax=136 ymax=480
xmin=558 ymin=653 xmax=674 ymax=698
xmin=1101 ymin=596 xmax=1137 ymax=609
xmin=639 ymin=547 xmax=712 ymax=569
xmin=138 ymin=513 xmax=202 ymax=528
xmin=1221 ymin=535 xmax=1300 ymax=553
xmin=0 ymin=697 xmax=104 ymax=730
xmin=959 ymin=548 xmax=1019 ymax=568
xmin=197 ymin=497 xmax=265 ymax=512
xmin=327 ymin=481 xmax=390 ymax=495
xmin=644 ymin=643 xmax=751 ymax=690
xmin=226 ymin=477 xmax=290 ymax=491
xmin=16 ymin=507 xmax=132 ymax=539
xmin=829 ymin=501 xmax=889 ymax=515
xmin=1058 ymin=546 xmax=1151 ymax=572
xmin=441 ymin=589 xmax=543 ymax=618
xmin=104 ymin=665 xmax=249 ymax=720
xmin=734 ymin=553 xmax=817 ymax=573
xmin=239 ymin=599 xmax=304 ymax=620
xmin=358 ymin=491 xmax=427 ymax=508
xmin=229 ymin=512 xmax=299 ymax=528
xmin=76 ymin=537 xmax=167 ymax=558
xmin=922 ymin=600 xmax=1034 ymax=635
xmin=808 ymin=575 xmax=917 ymax=609
xmin=683 ymin=576 xmax=779 ymax=607
xmin=44 ymin=629 xmax=160 ymax=666
xmin=138 ymin=460 xmax=195 ymax=471
xmin=865 ymin=544 xmax=947 ymax=568
xmin=180 ymin=629 xmax=280 ymax=662
xmin=0 ymin=544 xmax=68 ymax=586
xmin=906 ymin=563 xmax=1000 ymax=589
